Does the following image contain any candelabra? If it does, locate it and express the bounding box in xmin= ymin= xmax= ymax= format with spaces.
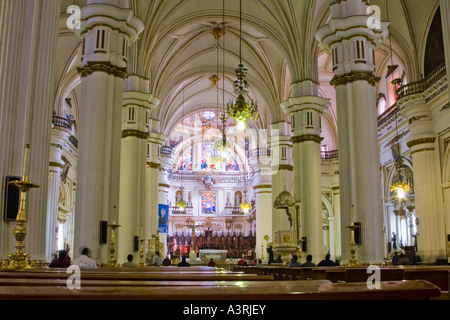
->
xmin=2 ymin=177 xmax=40 ymax=270
xmin=107 ymin=221 xmax=121 ymax=267
xmin=346 ymin=223 xmax=360 ymax=266
xmin=138 ymin=237 xmax=146 ymax=267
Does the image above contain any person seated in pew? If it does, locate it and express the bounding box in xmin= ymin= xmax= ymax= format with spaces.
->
xmin=256 ymin=259 xmax=263 ymax=267
xmin=72 ymin=247 xmax=97 ymax=269
xmin=178 ymin=256 xmax=190 ymax=267
xmin=288 ymin=254 xmax=301 ymax=268
xmin=153 ymin=251 xmax=161 ymax=266
xmin=301 ymin=255 xmax=316 ymax=268
xmin=162 ymin=255 xmax=172 ymax=266
xmin=275 ymin=255 xmax=283 ymax=264
xmin=208 ymin=258 xmax=217 ymax=268
xmin=122 ymin=254 xmax=138 ymax=267
xmin=49 ymin=250 xmax=71 ymax=268
xmin=317 ymin=254 xmax=337 ymax=267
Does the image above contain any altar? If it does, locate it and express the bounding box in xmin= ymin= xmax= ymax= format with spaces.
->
xmin=199 ymin=250 xmax=228 ymax=262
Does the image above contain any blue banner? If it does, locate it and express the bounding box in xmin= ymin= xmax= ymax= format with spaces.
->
xmin=158 ymin=204 xmax=169 ymax=234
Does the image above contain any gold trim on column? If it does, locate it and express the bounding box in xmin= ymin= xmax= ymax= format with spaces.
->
xmin=253 ymin=184 xmax=272 ymax=190
xmin=406 ymin=137 xmax=436 ymax=149
xmin=78 ymin=62 xmax=127 ymax=79
xmin=291 ymin=135 xmax=324 ymax=144
xmin=330 ymin=71 xmax=380 ymax=87
xmin=147 ymin=162 xmax=161 ymax=169
xmin=278 ymin=164 xmax=294 ymax=171
xmin=159 ymin=183 xmax=170 ymax=189
xmin=122 ymin=129 xmax=149 ymax=139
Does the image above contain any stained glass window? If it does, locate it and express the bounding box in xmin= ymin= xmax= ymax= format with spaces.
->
xmin=201 ymin=193 xmax=216 ymax=214
xmin=178 ymin=149 xmax=193 ymax=171
xmin=202 ymin=111 xmax=216 ymax=121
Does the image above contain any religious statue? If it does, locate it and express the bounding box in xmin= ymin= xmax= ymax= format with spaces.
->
xmin=391 ymin=232 xmax=397 ymax=249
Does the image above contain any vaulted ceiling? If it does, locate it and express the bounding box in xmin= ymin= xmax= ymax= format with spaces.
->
xmin=58 ymin=0 xmax=441 ymax=136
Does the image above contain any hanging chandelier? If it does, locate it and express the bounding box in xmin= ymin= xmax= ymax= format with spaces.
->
xmin=226 ymin=0 xmax=258 ymax=127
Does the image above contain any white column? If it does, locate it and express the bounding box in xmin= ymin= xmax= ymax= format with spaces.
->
xmin=269 ymin=122 xmax=294 ymax=233
xmin=45 ymin=125 xmax=71 ymax=261
xmin=331 ymin=187 xmax=341 ymax=260
xmin=281 ymin=86 xmax=330 ymax=261
xmin=399 ymin=98 xmax=447 ymax=263
xmin=73 ymin=2 xmax=144 ymax=262
xmin=316 ymin=0 xmax=389 ymax=264
xmin=251 ymin=154 xmax=272 ymax=260
xmin=0 ymin=0 xmax=28 ymax=259
xmin=0 ymin=0 xmax=61 ymax=261
xmin=118 ymin=76 xmax=159 ymax=263
xmin=328 ymin=217 xmax=336 ymax=260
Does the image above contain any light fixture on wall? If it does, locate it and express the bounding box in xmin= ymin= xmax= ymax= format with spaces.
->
xmin=226 ymin=0 xmax=258 ymax=128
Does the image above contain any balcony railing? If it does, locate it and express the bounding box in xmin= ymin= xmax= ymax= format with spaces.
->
xmin=52 ymin=114 xmax=72 ymax=130
xmin=321 ymin=150 xmax=338 ymax=160
xmin=396 ymin=63 xmax=446 ymax=100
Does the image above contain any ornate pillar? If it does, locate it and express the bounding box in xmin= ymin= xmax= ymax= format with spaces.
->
xmin=316 ymin=0 xmax=389 ymax=263
xmin=281 ymin=81 xmax=330 ymax=261
xmin=331 ymin=186 xmax=341 ymax=260
xmin=0 ymin=0 xmax=61 ymax=261
xmin=45 ymin=123 xmax=71 ymax=261
xmin=269 ymin=122 xmax=294 ymax=233
xmin=399 ymin=97 xmax=446 ymax=263
xmin=250 ymin=151 xmax=272 ymax=260
xmin=73 ymin=1 xmax=144 ymax=262
xmin=118 ymin=76 xmax=159 ymax=263
xmin=149 ymin=132 xmax=168 ymax=239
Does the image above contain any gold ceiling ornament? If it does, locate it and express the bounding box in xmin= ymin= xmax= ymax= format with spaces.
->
xmin=226 ymin=0 xmax=259 ymax=126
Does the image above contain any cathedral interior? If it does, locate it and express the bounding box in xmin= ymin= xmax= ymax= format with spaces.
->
xmin=1 ymin=0 xmax=450 ymax=276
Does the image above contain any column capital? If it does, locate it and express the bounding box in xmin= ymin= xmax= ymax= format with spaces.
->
xmin=281 ymin=96 xmax=330 ymax=116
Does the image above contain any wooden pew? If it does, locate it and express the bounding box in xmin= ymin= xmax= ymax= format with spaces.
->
xmin=403 ymin=266 xmax=450 ymax=291
xmin=345 ymin=267 xmax=405 ymax=283
xmin=0 ymin=269 xmax=274 ymax=282
xmin=0 ymin=279 xmax=441 ymax=300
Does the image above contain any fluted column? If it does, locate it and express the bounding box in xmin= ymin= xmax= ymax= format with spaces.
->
xmin=0 ymin=0 xmax=61 ymax=261
xmin=45 ymin=125 xmax=71 ymax=261
xmin=332 ymin=186 xmax=342 ymax=260
xmin=118 ymin=76 xmax=159 ymax=263
xmin=399 ymin=97 xmax=446 ymax=263
xmin=269 ymin=122 xmax=294 ymax=233
xmin=148 ymin=133 xmax=168 ymax=239
xmin=316 ymin=0 xmax=389 ymax=264
xmin=281 ymin=83 xmax=330 ymax=261
xmin=73 ymin=1 xmax=144 ymax=262
xmin=250 ymin=151 xmax=273 ymax=259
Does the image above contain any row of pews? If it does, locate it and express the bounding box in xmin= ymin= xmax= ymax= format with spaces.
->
xmin=233 ymin=264 xmax=450 ymax=294
xmin=0 ymin=265 xmax=446 ymax=300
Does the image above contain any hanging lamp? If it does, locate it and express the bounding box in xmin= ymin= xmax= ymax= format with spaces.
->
xmin=226 ymin=0 xmax=258 ymax=128
xmin=176 ymin=83 xmax=187 ymax=211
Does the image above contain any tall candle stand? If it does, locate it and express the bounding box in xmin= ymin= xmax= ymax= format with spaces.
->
xmin=297 ymin=238 xmax=303 ymax=262
xmin=2 ymin=176 xmax=40 ymax=270
xmin=346 ymin=223 xmax=360 ymax=266
xmin=107 ymin=221 xmax=121 ymax=267
xmin=138 ymin=237 xmax=146 ymax=267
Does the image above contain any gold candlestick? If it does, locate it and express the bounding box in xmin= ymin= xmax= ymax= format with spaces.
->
xmin=297 ymin=238 xmax=303 ymax=262
xmin=2 ymin=176 xmax=40 ymax=270
xmin=138 ymin=237 xmax=146 ymax=267
xmin=107 ymin=222 xmax=121 ymax=267
xmin=346 ymin=223 xmax=359 ymax=266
